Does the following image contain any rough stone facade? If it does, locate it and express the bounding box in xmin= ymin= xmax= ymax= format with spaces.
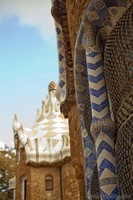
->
xmin=30 ymin=166 xmax=61 ymax=200
xmin=51 ymin=1 xmax=87 ymax=198
xmin=15 ymin=148 xmax=81 ymax=200
xmin=62 ymin=162 xmax=81 ymax=200
xmin=68 ymin=104 xmax=85 ymax=200
xmin=15 ymin=148 xmax=30 ymax=200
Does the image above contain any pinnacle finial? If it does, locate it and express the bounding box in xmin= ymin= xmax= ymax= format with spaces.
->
xmin=36 ymin=108 xmax=40 ymax=117
xmin=21 ymin=124 xmax=24 ymax=131
xmin=14 ymin=114 xmax=18 ymax=121
xmin=48 ymin=81 xmax=57 ymax=92
xmin=42 ymin=101 xmax=45 ymax=112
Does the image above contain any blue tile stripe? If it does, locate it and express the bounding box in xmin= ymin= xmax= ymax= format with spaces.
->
xmin=99 ymin=159 xmax=116 ymax=176
xmin=87 ymin=51 xmax=99 ymax=58
xmin=87 ymin=59 xmax=103 ymax=70
xmin=88 ymin=72 xmax=105 ymax=83
xmin=97 ymin=141 xmax=115 ymax=157
xmin=91 ymin=99 xmax=109 ymax=112
xmin=92 ymin=114 xmax=110 ymax=122
xmin=89 ymin=85 xmax=106 ymax=98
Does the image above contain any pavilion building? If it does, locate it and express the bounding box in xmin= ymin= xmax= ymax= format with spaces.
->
xmin=13 ymin=81 xmax=81 ymax=200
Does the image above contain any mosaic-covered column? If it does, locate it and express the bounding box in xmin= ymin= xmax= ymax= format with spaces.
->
xmin=54 ymin=22 xmax=67 ymax=102
xmin=74 ymin=0 xmax=131 ymax=199
xmin=74 ymin=38 xmax=98 ymax=199
xmin=86 ymin=48 xmax=120 ymax=199
xmin=82 ymin=1 xmax=123 ymax=199
xmin=51 ymin=0 xmax=67 ymax=103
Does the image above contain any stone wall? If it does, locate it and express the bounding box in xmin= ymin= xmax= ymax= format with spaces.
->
xmin=15 ymin=149 xmax=61 ymax=200
xmin=67 ymin=104 xmax=86 ymax=200
xmin=15 ymin=148 xmax=30 ymax=200
xmin=30 ymin=166 xmax=61 ymax=200
xmin=62 ymin=161 xmax=82 ymax=200
xmin=16 ymin=148 xmax=82 ymax=200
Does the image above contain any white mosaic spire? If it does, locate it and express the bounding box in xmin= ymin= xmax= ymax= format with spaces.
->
xmin=13 ymin=81 xmax=70 ymax=164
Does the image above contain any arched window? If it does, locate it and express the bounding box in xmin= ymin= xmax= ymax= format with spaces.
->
xmin=45 ymin=175 xmax=53 ymax=191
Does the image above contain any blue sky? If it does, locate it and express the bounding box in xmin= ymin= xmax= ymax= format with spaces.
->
xmin=0 ymin=1 xmax=59 ymax=146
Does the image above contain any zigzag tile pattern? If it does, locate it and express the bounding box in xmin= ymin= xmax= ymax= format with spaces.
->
xmin=75 ymin=43 xmax=97 ymax=199
xmin=85 ymin=28 xmax=120 ymax=200
xmin=90 ymin=124 xmax=121 ymax=199
xmin=86 ymin=51 xmax=110 ymax=121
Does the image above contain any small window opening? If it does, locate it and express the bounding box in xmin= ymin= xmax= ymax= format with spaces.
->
xmin=45 ymin=176 xmax=53 ymax=191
